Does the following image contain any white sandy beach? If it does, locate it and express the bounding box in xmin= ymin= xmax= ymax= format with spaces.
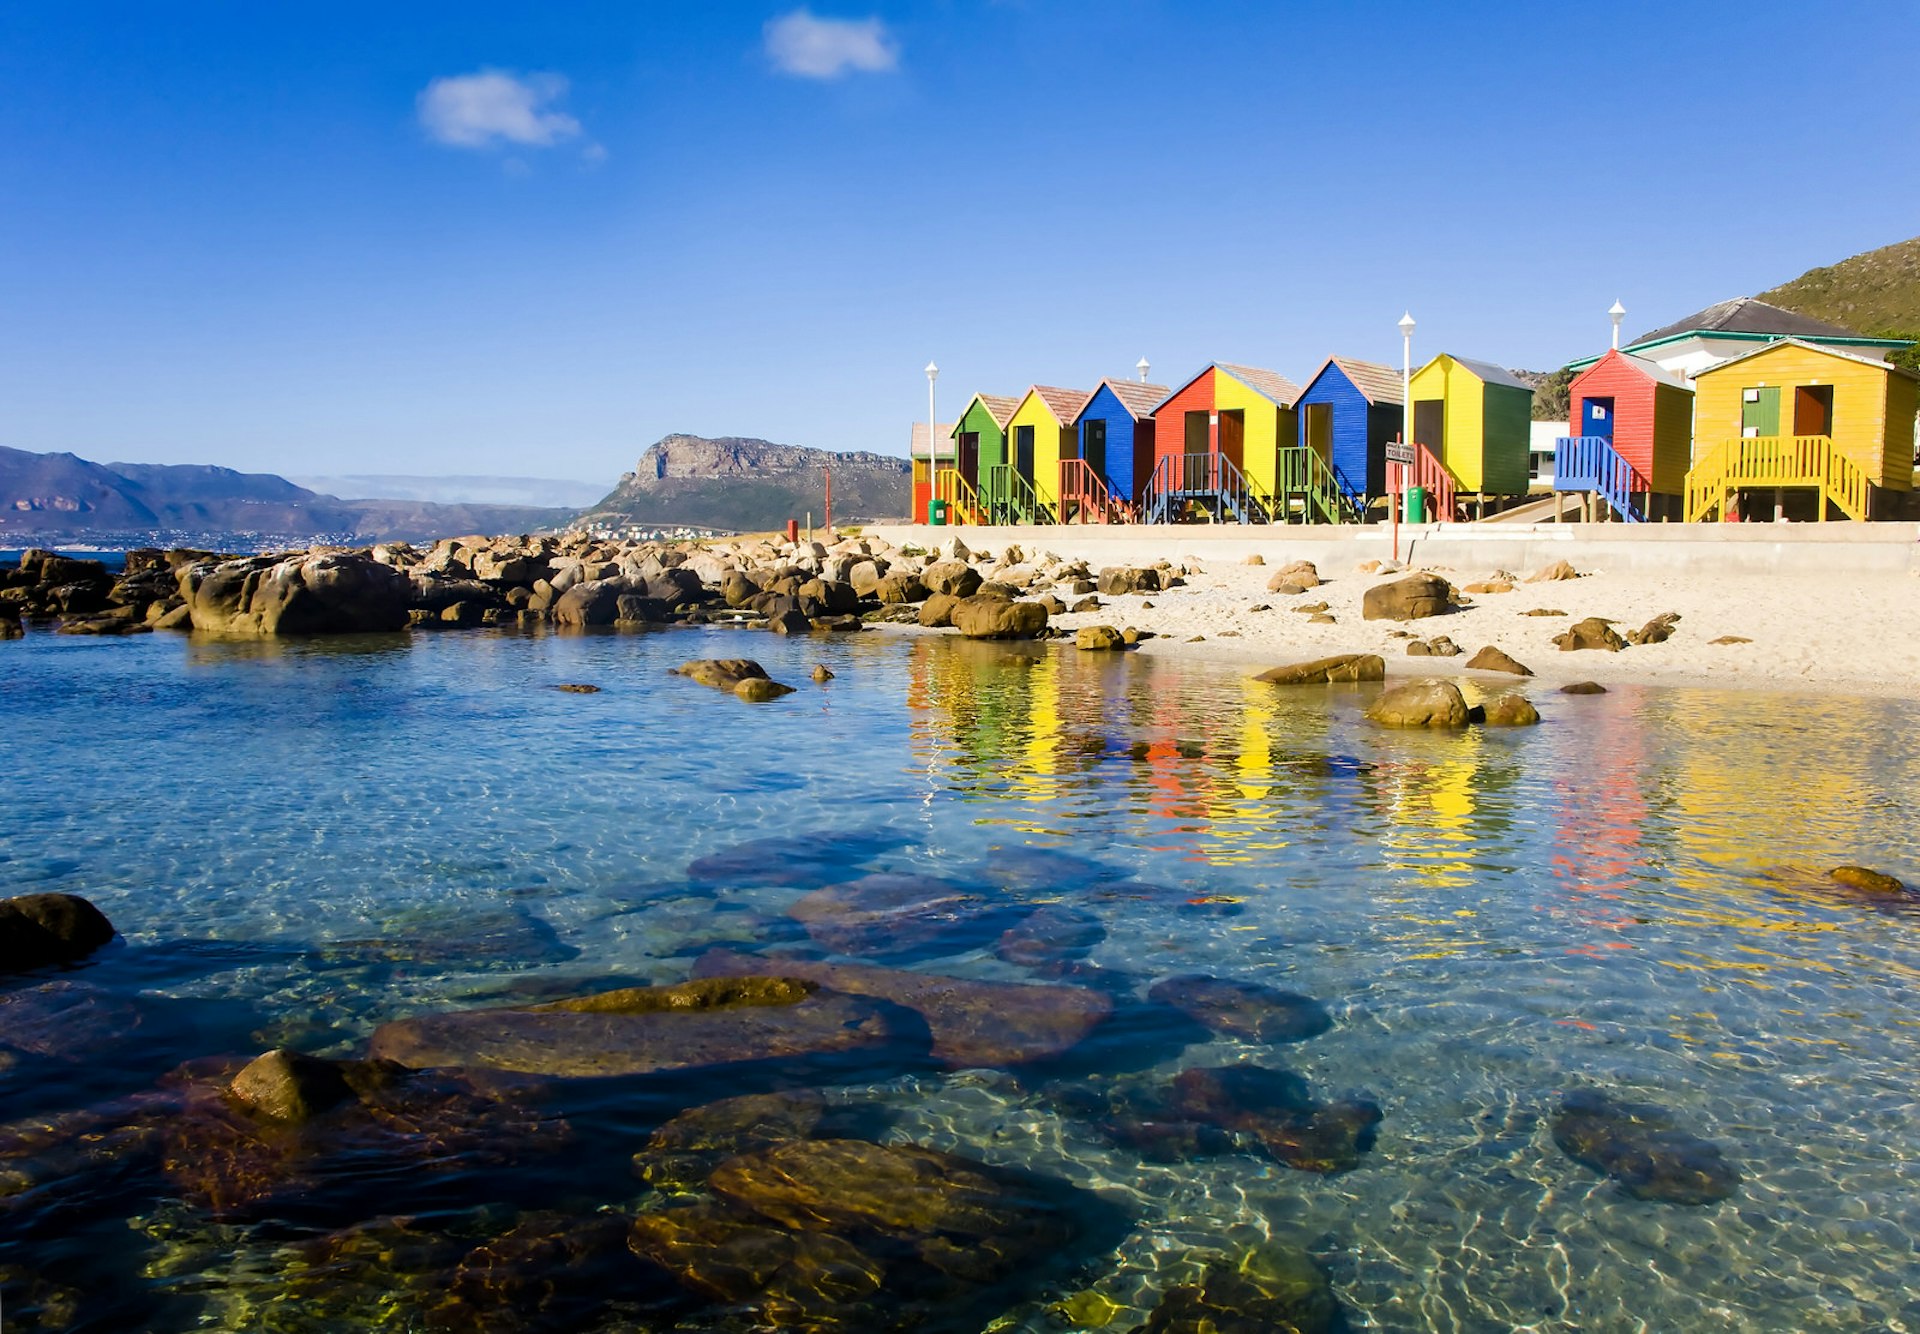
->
xmin=867 ymin=525 xmax=1920 ymax=698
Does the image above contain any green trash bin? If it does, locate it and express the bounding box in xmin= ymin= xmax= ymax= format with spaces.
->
xmin=1404 ymin=486 xmax=1427 ymax=524
xmin=928 ymin=498 xmax=949 ymax=526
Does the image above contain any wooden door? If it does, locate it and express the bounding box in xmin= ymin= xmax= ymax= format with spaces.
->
xmin=1083 ymin=419 xmax=1107 ymax=477
xmin=1741 ymin=387 xmax=1780 ymax=437
xmin=1219 ymin=410 xmax=1245 ymax=471
xmin=958 ymin=431 xmax=979 ymax=482
xmin=1792 ymin=385 xmax=1833 ymax=436
xmin=1413 ymin=399 xmax=1445 ymax=459
xmin=1015 ymin=425 xmax=1034 ymax=478
xmin=1582 ymin=396 xmax=1614 ymax=441
xmin=1305 ymin=403 xmax=1333 ymax=462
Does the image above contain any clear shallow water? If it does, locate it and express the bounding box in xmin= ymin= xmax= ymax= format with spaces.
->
xmin=3 ymin=625 xmax=1919 ymax=1331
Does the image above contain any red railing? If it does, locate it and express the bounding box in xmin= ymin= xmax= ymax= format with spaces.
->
xmin=1057 ymin=459 xmax=1134 ymax=524
xmin=1390 ymin=441 xmax=1457 ymax=521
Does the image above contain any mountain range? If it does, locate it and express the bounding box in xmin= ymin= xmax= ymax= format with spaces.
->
xmin=576 ymin=435 xmax=912 ymax=533
xmin=0 ymin=447 xmax=573 ymax=546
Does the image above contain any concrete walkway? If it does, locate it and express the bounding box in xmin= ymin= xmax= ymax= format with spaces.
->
xmin=862 ymin=520 xmax=1920 ymax=576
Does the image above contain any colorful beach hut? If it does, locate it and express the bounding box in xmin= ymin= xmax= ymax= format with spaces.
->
xmin=909 ymin=421 xmax=958 ymax=524
xmin=1407 ymin=354 xmax=1534 ymax=504
xmin=1554 ymin=350 xmax=1693 ymax=522
xmin=1144 ymin=364 xmax=1331 ymax=523
xmin=997 ymin=386 xmax=1088 ymax=524
xmin=1293 ymin=356 xmax=1405 ymax=508
xmin=946 ymin=392 xmax=1018 ymax=522
xmin=1686 ymin=337 xmax=1917 ymax=521
xmin=1071 ymin=378 xmax=1167 ymax=520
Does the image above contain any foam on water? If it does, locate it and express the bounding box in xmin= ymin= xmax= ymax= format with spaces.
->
xmin=2 ymin=625 xmax=1918 ymax=1330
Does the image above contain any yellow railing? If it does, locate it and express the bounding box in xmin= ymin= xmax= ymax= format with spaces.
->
xmin=1683 ymin=436 xmax=1872 ymax=522
xmin=933 ymin=468 xmax=985 ymax=525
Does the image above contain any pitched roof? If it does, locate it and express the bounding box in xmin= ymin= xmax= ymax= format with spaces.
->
xmin=1217 ymin=362 xmax=1302 ymax=407
xmin=1437 ymin=354 xmax=1532 ymax=391
xmin=1575 ymin=348 xmax=1692 ymax=391
xmin=910 ymin=422 xmax=957 ymax=457
xmin=952 ymin=393 xmax=1021 ymax=433
xmin=1302 ymin=355 xmax=1404 ymax=405
xmin=1629 ymin=296 xmax=1865 ymax=347
xmin=1080 ymin=378 xmax=1170 ymax=421
xmin=1022 ymin=385 xmax=1092 ymax=425
xmin=1691 ymin=335 xmax=1920 ymax=382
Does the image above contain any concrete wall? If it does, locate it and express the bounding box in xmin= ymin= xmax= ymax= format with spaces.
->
xmin=867 ymin=520 xmax=1920 ymax=576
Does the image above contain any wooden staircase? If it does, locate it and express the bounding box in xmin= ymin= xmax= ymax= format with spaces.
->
xmin=1142 ymin=452 xmax=1273 ymax=524
xmin=1057 ymin=459 xmax=1135 ymax=523
xmin=1554 ymin=435 xmax=1647 ymax=523
xmin=1275 ymin=447 xmax=1362 ymax=524
xmin=983 ymin=464 xmax=1055 ymax=525
xmin=1394 ymin=441 xmax=1458 ymax=522
xmin=1684 ymin=435 xmax=1871 ymax=522
xmin=933 ymin=468 xmax=986 ymax=525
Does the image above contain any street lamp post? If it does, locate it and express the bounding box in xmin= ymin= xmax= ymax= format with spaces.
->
xmin=1136 ymin=356 xmax=1150 ymax=384
xmin=1396 ymin=312 xmax=1416 ymax=555
xmin=924 ymin=361 xmax=939 ymax=526
xmin=1609 ymin=300 xmax=1626 ymax=350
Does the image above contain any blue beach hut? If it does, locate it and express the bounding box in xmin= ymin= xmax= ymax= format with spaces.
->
xmin=1293 ymin=355 xmax=1406 ymax=506
xmin=1072 ymin=377 xmax=1168 ymax=514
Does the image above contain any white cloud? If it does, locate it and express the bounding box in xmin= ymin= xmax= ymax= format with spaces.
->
xmin=418 ymin=69 xmax=582 ymax=149
xmin=764 ymin=9 xmax=900 ymax=79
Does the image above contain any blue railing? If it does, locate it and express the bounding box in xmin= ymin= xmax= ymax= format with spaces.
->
xmin=1554 ymin=435 xmax=1647 ymax=523
xmin=1141 ymin=452 xmax=1271 ymax=525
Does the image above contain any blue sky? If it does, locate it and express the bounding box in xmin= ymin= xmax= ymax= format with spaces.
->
xmin=2 ymin=2 xmax=1916 ymax=484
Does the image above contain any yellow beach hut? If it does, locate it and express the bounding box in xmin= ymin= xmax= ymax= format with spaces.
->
xmin=1407 ymin=354 xmax=1534 ymax=507
xmin=998 ymin=385 xmax=1089 ymax=523
xmin=1686 ymin=337 xmax=1917 ymax=521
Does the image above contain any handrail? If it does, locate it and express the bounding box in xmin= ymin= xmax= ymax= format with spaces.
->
xmin=1141 ymin=452 xmax=1272 ymax=524
xmin=1057 ymin=458 xmax=1135 ymax=524
xmin=1275 ymin=447 xmax=1359 ymax=524
xmin=1391 ymin=441 xmax=1457 ymax=522
xmin=933 ymin=467 xmax=985 ymax=525
xmin=983 ymin=464 xmax=1054 ymax=525
xmin=1683 ymin=435 xmax=1871 ymax=522
xmin=1553 ymin=435 xmax=1647 ymax=522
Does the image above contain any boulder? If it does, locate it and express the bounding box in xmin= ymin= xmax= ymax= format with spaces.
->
xmin=1627 ymin=611 xmax=1681 ymax=645
xmin=876 ymin=572 xmax=930 ymax=604
xmin=1405 ymin=635 xmax=1460 ymax=658
xmin=1096 ymin=566 xmax=1161 ymax=596
xmin=614 ymin=593 xmax=670 ymax=624
xmin=1551 ymin=1089 xmax=1739 ymax=1204
xmin=992 ymin=904 xmax=1106 ymax=968
xmin=1147 ymin=975 xmax=1332 ymax=1043
xmin=767 ymin=606 xmax=813 ymax=635
xmin=951 ymin=596 xmax=1048 ymax=640
xmin=180 ymin=552 xmax=411 ymax=635
xmin=694 ymin=950 xmax=1112 ymax=1069
xmin=810 ymin=665 xmax=834 ymax=683
xmin=645 ymin=567 xmax=707 ymax=604
xmin=1552 ymin=617 xmax=1626 ymax=652
xmin=1477 ymin=693 xmax=1541 ymax=726
xmin=1133 ymin=1248 xmax=1344 ymax=1334
xmin=1075 ymin=625 xmax=1126 ymax=651
xmin=675 ymin=659 xmax=793 ymax=701
xmin=1561 ymin=681 xmax=1607 ymax=695
xmin=366 ymin=976 xmax=908 ymax=1078
xmin=1526 ymin=558 xmax=1582 ymax=582
xmin=1070 ymin=596 xmax=1101 ymax=613
xmin=1829 ymin=865 xmax=1907 ymax=896
xmin=0 ymin=892 xmax=116 ymax=971
xmin=0 ymin=612 xmax=22 ymax=639
xmin=551 ymin=579 xmax=624 ymax=628
xmin=1465 ymin=645 xmax=1532 ymax=676
xmin=1364 ymin=679 xmax=1470 ymax=728
xmin=1266 ymin=560 xmax=1320 ymax=591
xmin=922 ymin=561 xmax=983 ymax=598
xmin=470 ymin=552 xmax=547 ymax=584
xmin=1361 ymin=572 xmax=1452 ymax=621
xmin=733 ymin=677 xmax=796 ymax=702
xmin=228 ymin=1049 xmax=357 ymax=1124
xmin=1254 ymin=654 xmax=1383 ymax=685
xmin=917 ymin=592 xmax=961 ymax=628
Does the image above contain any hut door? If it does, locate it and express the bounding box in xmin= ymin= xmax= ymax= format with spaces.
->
xmin=1015 ymin=425 xmax=1035 ymax=479
xmin=1741 ymin=387 xmax=1779 ymax=438
xmin=1083 ymin=420 xmax=1107 ymax=477
xmin=1792 ymin=385 xmax=1833 ymax=437
xmin=1218 ymin=410 xmax=1245 ymax=471
xmin=1413 ymin=400 xmax=1445 ymax=460
xmin=1305 ymin=403 xmax=1333 ymax=463
xmin=958 ymin=431 xmax=979 ymax=482
xmin=1582 ymin=397 xmax=1614 ymax=441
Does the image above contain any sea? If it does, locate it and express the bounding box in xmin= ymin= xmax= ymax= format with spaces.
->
xmin=1 ymin=623 xmax=1917 ymax=1331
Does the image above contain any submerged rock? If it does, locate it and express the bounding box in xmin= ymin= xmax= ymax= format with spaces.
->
xmin=787 ymin=873 xmax=1024 ymax=960
xmin=686 ymin=829 xmax=909 ymax=890
xmin=1147 ymin=976 xmax=1332 ymax=1044
xmin=1551 ymin=1088 xmax=1739 ymax=1204
xmin=1560 ymin=681 xmax=1607 ymax=695
xmin=1476 ymin=694 xmax=1541 ymax=726
xmin=227 ymin=1049 xmax=356 ymax=1124
xmin=693 ymin=950 xmax=1112 ymax=1069
xmin=993 ymin=904 xmax=1106 ymax=968
xmin=977 ymin=845 xmax=1129 ymax=893
xmin=636 ymin=1089 xmax=829 ymax=1191
xmin=675 ymin=658 xmax=795 ymax=701
xmin=1254 ymin=655 xmax=1383 ymax=685
xmin=366 ymin=976 xmax=909 ymax=1078
xmin=1170 ymin=1065 xmax=1381 ymax=1174
xmin=1828 ymin=865 xmax=1907 ymax=896
xmin=1364 ymin=680 xmax=1469 ymax=729
xmin=0 ymin=892 xmax=115 ymax=971
xmin=1132 ymin=1247 xmax=1343 ymax=1334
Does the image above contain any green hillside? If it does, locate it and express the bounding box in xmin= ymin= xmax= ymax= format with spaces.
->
xmin=1761 ymin=235 xmax=1920 ymax=372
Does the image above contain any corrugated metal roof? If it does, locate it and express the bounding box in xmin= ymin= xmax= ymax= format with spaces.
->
xmin=1443 ymin=355 xmax=1533 ymax=391
xmin=1217 ymin=363 xmax=1302 ymax=407
xmin=910 ymin=422 xmax=957 ymax=457
xmin=1629 ymin=296 xmax=1864 ymax=347
xmin=1082 ymin=378 xmax=1170 ymax=420
xmin=1026 ymin=385 xmax=1092 ymax=424
xmin=1693 ymin=335 xmax=1920 ymax=382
